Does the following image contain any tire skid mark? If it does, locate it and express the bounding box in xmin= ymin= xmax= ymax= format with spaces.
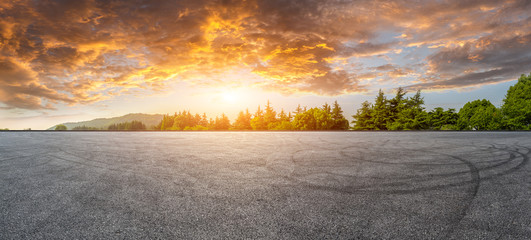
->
xmin=478 ymin=146 xmax=529 ymax=182
xmin=441 ymin=153 xmax=480 ymax=239
xmin=294 ymin=154 xmax=482 ymax=195
xmin=287 ymin=140 xmax=531 ymax=239
xmin=54 ymin=145 xmax=300 ymax=183
xmin=341 ymin=144 xmax=516 ymax=166
xmin=319 ymin=144 xmax=526 ymax=192
xmin=325 ymin=152 xmax=514 ymax=183
xmin=0 ymin=147 xmax=61 ymax=171
xmin=51 ymin=147 xmax=202 ymax=182
xmin=0 ymin=155 xmax=56 ymax=171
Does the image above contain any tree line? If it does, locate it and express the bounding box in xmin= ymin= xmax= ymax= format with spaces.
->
xmin=156 ymin=100 xmax=349 ymax=131
xmin=54 ymin=121 xmax=146 ymax=131
xmin=107 ymin=120 xmax=146 ymax=130
xmin=352 ymin=73 xmax=531 ymax=130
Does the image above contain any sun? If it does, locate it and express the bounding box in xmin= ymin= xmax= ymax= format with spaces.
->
xmin=212 ymin=87 xmax=249 ymax=104
xmin=221 ymin=91 xmax=239 ymax=103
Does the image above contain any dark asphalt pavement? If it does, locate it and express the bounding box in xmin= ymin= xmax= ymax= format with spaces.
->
xmin=1 ymin=132 xmax=530 ymax=239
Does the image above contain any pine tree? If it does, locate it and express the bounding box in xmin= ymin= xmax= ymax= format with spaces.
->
xmin=322 ymin=103 xmax=331 ymax=114
xmin=278 ymin=109 xmax=289 ymax=122
xmin=389 ymin=90 xmax=429 ymax=130
xmin=215 ymin=114 xmax=231 ymax=130
xmin=233 ymin=109 xmax=252 ymax=130
xmin=264 ymin=100 xmax=277 ymax=129
xmin=200 ymin=113 xmax=208 ymax=127
xmin=331 ymin=100 xmax=349 ymax=130
xmin=371 ymin=89 xmax=388 ymax=130
xmin=251 ymin=105 xmax=267 ymax=130
xmin=294 ymin=104 xmax=303 ymax=115
xmin=352 ymin=101 xmax=374 ymax=130
xmin=387 ymin=87 xmax=406 ymax=126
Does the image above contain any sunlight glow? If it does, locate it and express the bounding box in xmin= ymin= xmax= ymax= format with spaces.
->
xmin=221 ymin=91 xmax=239 ymax=104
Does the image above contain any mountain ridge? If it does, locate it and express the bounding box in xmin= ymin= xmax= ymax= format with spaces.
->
xmin=48 ymin=113 xmax=163 ymax=130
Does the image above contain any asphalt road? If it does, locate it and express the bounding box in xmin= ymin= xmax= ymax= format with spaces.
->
xmin=1 ymin=132 xmax=530 ymax=239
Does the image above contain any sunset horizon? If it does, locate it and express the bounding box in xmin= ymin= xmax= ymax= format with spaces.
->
xmin=1 ymin=0 xmax=530 ymax=129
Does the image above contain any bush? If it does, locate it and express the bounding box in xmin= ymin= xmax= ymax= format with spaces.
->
xmin=54 ymin=125 xmax=67 ymax=130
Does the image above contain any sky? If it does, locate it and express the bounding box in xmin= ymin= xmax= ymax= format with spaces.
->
xmin=0 ymin=0 xmax=530 ymax=129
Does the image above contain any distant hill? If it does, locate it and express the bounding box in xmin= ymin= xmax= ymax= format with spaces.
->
xmin=48 ymin=113 xmax=164 ymax=130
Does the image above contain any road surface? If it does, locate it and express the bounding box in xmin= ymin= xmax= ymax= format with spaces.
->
xmin=1 ymin=132 xmax=530 ymax=239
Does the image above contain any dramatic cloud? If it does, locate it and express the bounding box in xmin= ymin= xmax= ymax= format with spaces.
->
xmin=0 ymin=57 xmax=73 ymax=109
xmin=0 ymin=0 xmax=529 ymax=109
xmin=411 ymin=33 xmax=531 ymax=89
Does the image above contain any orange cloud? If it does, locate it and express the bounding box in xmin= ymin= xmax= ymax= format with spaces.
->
xmin=0 ymin=57 xmax=73 ymax=109
xmin=0 ymin=0 xmax=529 ymax=109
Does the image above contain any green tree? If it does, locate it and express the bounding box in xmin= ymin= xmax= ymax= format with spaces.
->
xmin=184 ymin=125 xmax=208 ymax=131
xmin=54 ymin=124 xmax=67 ymax=130
xmin=267 ymin=109 xmax=293 ymax=130
xmin=314 ymin=108 xmax=334 ymax=130
xmin=293 ymin=104 xmax=303 ymax=115
xmin=233 ymin=109 xmax=252 ymax=130
xmin=322 ymin=103 xmax=331 ymax=114
xmin=330 ymin=101 xmax=349 ymax=130
xmin=172 ymin=112 xmax=186 ymax=130
xmin=270 ymin=121 xmax=293 ymax=130
xmin=214 ymin=114 xmax=231 ymax=130
xmin=208 ymin=118 xmax=215 ymax=130
xmin=278 ymin=109 xmax=290 ymax=122
xmin=199 ymin=113 xmax=209 ymax=127
xmin=130 ymin=120 xmax=146 ymax=130
xmin=264 ymin=100 xmax=278 ymax=129
xmin=194 ymin=113 xmax=202 ymax=126
xmin=158 ymin=114 xmax=175 ymax=130
xmin=501 ymin=73 xmax=531 ymax=130
xmin=293 ymin=108 xmax=317 ymax=130
xmin=292 ymin=108 xmax=334 ymax=130
xmin=251 ymin=105 xmax=267 ymax=130
xmin=387 ymin=87 xmax=406 ymax=125
xmin=388 ymin=90 xmax=429 ymax=130
xmin=428 ymin=107 xmax=458 ymax=130
xmin=108 ymin=121 xmax=146 ymax=130
xmin=352 ymin=101 xmax=374 ymax=130
xmin=371 ymin=89 xmax=389 ymax=130
xmin=72 ymin=125 xmax=99 ymax=130
xmin=156 ymin=111 xmax=209 ymax=130
xmin=457 ymin=99 xmax=501 ymax=130
xmin=160 ymin=118 xmax=166 ymax=130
